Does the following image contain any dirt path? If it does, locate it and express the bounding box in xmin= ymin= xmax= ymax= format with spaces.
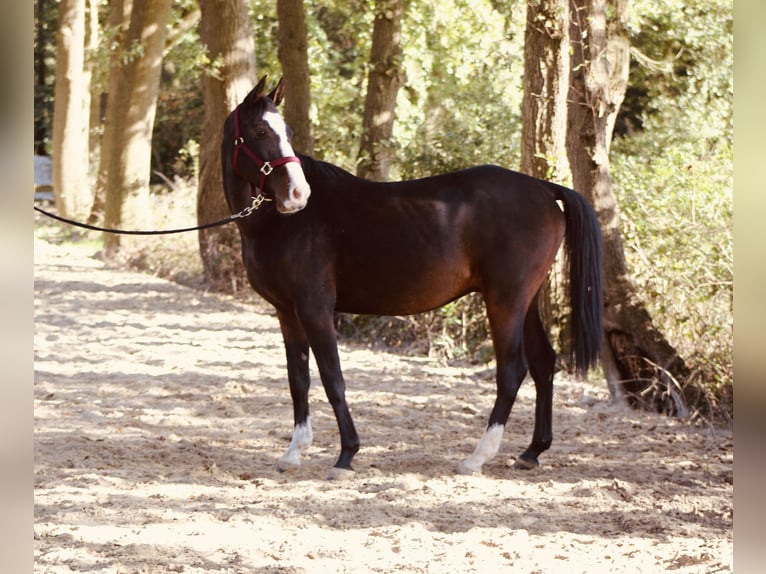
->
xmin=34 ymin=237 xmax=733 ymax=573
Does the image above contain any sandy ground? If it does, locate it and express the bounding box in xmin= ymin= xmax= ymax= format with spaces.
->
xmin=34 ymin=237 xmax=733 ymax=573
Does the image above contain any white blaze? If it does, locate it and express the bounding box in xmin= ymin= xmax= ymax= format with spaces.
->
xmin=262 ymin=110 xmax=311 ymax=212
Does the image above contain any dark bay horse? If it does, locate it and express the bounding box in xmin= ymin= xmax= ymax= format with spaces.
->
xmin=221 ymin=77 xmax=603 ymax=479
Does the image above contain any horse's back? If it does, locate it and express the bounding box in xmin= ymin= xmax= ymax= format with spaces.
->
xmin=317 ymin=163 xmax=566 ymax=315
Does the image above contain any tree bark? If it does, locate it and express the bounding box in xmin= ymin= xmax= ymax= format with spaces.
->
xmin=357 ymin=0 xmax=406 ymax=181
xmin=88 ymin=0 xmax=127 ymax=225
xmin=520 ymin=0 xmax=571 ymax=184
xmin=85 ymin=0 xmax=101 ymax=161
xmin=519 ymin=0 xmax=572 ymax=357
xmin=277 ymin=0 xmax=314 ymax=155
xmin=35 ymin=0 xmax=53 ymax=155
xmin=95 ymin=0 xmax=173 ymax=257
xmin=567 ymin=0 xmax=689 ymax=415
xmin=197 ymin=0 xmax=256 ymax=290
xmin=52 ymin=0 xmax=91 ymax=218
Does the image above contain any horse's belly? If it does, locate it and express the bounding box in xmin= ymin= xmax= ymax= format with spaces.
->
xmin=334 ymin=263 xmax=474 ymax=316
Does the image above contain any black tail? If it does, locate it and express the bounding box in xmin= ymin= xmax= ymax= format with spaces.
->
xmin=551 ymin=184 xmax=603 ymax=376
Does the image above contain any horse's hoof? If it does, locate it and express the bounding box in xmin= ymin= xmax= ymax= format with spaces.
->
xmin=513 ymin=457 xmax=539 ymax=470
xmin=326 ymin=466 xmax=355 ymax=481
xmin=456 ymin=462 xmax=482 ymax=476
xmin=276 ymin=459 xmax=300 ymax=473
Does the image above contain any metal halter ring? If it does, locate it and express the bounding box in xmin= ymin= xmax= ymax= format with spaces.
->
xmin=260 ymin=162 xmax=274 ymax=176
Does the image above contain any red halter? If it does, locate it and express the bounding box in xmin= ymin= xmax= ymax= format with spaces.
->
xmin=232 ymin=105 xmax=302 ymax=198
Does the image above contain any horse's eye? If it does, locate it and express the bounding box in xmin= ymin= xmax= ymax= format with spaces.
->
xmin=255 ymin=128 xmax=268 ymax=138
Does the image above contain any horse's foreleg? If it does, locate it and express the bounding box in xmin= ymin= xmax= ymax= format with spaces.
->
xmin=296 ymin=306 xmax=360 ymax=479
xmin=276 ymin=311 xmax=313 ymax=472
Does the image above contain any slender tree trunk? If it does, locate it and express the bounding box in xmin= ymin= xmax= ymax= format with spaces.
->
xmin=567 ymin=0 xmax=689 ymax=415
xmin=419 ymin=16 xmax=448 ymax=155
xmin=95 ymin=0 xmax=172 ymax=257
xmin=35 ymin=0 xmax=54 ymax=155
xmin=52 ymin=0 xmax=91 ymax=218
xmin=520 ymin=0 xmax=570 ymax=184
xmin=277 ymin=0 xmax=314 ymax=155
xmin=85 ymin=0 xmax=101 ymax=163
xmin=357 ymin=0 xmax=406 ymax=181
xmin=88 ymin=0 xmax=128 ymax=225
xmin=197 ymin=0 xmax=256 ymax=291
xmin=519 ymin=0 xmax=572 ymax=359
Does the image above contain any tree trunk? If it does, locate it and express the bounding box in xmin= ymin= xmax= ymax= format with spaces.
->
xmin=519 ymin=0 xmax=572 ymax=360
xmin=277 ymin=0 xmax=314 ymax=155
xmin=567 ymin=0 xmax=689 ymax=416
xmin=88 ymin=0 xmax=127 ymax=225
xmin=197 ymin=0 xmax=256 ymax=291
xmin=52 ymin=0 xmax=91 ymax=218
xmin=85 ymin=0 xmax=101 ymax=161
xmin=96 ymin=0 xmax=172 ymax=257
xmin=357 ymin=0 xmax=406 ymax=181
xmin=520 ymin=0 xmax=571 ymax=184
xmin=35 ymin=0 xmax=54 ymax=155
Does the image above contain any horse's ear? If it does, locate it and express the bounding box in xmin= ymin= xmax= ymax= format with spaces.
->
xmin=268 ymin=77 xmax=286 ymax=106
xmin=243 ymin=75 xmax=269 ymax=106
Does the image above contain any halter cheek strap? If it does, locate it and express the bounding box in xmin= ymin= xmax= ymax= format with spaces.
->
xmin=232 ymin=105 xmax=302 ymax=198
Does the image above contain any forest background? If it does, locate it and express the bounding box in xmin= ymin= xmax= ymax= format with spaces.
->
xmin=33 ymin=0 xmax=733 ymax=422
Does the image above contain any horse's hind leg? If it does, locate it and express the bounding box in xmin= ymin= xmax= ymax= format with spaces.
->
xmin=275 ymin=310 xmax=314 ymax=472
xmin=515 ymin=299 xmax=556 ymax=470
xmin=457 ymin=297 xmax=528 ymax=475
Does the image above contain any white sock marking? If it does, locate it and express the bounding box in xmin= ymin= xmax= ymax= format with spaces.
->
xmin=459 ymin=423 xmax=505 ymax=474
xmin=278 ymin=418 xmax=313 ymax=467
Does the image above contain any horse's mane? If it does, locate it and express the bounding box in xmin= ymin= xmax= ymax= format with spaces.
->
xmin=298 ymin=154 xmax=358 ymax=182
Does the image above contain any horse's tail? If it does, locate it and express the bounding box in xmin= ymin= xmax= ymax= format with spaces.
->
xmin=550 ymin=183 xmax=603 ymax=377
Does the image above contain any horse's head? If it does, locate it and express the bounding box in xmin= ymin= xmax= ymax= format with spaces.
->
xmin=225 ymin=76 xmax=311 ymax=215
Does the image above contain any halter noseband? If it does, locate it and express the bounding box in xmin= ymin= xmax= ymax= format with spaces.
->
xmin=232 ymin=105 xmax=302 ymax=199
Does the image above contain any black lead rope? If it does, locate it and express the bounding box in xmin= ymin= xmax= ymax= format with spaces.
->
xmin=33 ymin=195 xmax=270 ymax=236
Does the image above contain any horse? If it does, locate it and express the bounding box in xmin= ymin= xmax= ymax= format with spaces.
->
xmin=220 ymin=76 xmax=603 ymax=479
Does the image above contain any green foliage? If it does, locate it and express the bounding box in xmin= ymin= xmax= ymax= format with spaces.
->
xmin=613 ymin=137 xmax=732 ymax=393
xmin=151 ymin=2 xmax=206 ymax=181
xmin=396 ymin=0 xmax=526 ymax=178
xmin=335 ymin=292 xmax=492 ymax=361
xmin=618 ymin=0 xmax=732 ymax=143
xmin=33 ymin=0 xmax=59 ymax=154
xmin=611 ymin=0 xmax=733 ymax=419
xmin=304 ymin=0 xmax=372 ymax=169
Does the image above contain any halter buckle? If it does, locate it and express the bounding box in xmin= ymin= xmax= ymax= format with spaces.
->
xmin=234 ymin=136 xmax=244 ymax=147
xmin=260 ymin=162 xmax=274 ymax=176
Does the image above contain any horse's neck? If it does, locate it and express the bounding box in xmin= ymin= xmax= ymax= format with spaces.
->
xmin=298 ymin=154 xmax=349 ymax=178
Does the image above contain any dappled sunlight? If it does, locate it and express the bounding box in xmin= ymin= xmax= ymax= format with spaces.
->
xmin=34 ymin=237 xmax=732 ymax=573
